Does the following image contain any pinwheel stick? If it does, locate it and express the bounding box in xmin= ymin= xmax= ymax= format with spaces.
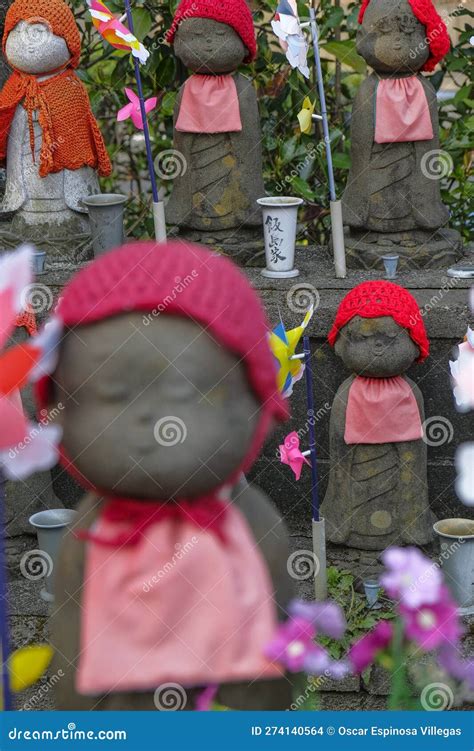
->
xmin=307 ymin=6 xmax=346 ymax=279
xmin=0 ymin=470 xmax=12 ymax=709
xmin=303 ymin=335 xmax=327 ymax=599
xmin=123 ymin=0 xmax=166 ymax=242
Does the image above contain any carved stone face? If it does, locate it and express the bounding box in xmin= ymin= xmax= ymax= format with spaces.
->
xmin=356 ymin=0 xmax=429 ymax=73
xmin=52 ymin=313 xmax=260 ymax=499
xmin=174 ymin=18 xmax=246 ymax=74
xmin=5 ymin=21 xmax=71 ymax=74
xmin=334 ymin=316 xmax=419 ymax=377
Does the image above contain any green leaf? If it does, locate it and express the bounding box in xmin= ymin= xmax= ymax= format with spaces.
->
xmin=290 ymin=176 xmax=315 ymax=201
xmin=131 ymin=8 xmax=153 ymax=42
xmin=321 ymin=41 xmax=367 ymax=74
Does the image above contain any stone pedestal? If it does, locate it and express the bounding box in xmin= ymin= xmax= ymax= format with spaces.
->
xmin=344 ymin=228 xmax=463 ymax=270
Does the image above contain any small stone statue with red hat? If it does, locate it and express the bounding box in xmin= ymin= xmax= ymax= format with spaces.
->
xmin=321 ymin=281 xmax=434 ymax=552
xmin=0 ymin=0 xmax=111 ymax=249
xmin=165 ymin=0 xmax=265 ymax=262
xmin=37 ymin=240 xmax=293 ymax=710
xmin=342 ymin=0 xmax=462 ymax=269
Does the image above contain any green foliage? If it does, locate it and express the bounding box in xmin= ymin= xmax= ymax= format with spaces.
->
xmin=73 ymin=1 xmax=473 ymax=242
xmin=319 ymin=567 xmax=394 ymax=661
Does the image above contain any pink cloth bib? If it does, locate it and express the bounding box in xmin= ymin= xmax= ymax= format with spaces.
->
xmin=176 ymin=74 xmax=242 ymax=133
xmin=344 ymin=375 xmax=422 ymax=445
xmin=77 ymin=503 xmax=282 ymax=695
xmin=374 ymin=76 xmax=433 ymax=144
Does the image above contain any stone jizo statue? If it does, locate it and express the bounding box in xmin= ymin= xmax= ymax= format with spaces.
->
xmin=38 ymin=241 xmax=293 ymax=710
xmin=0 ymin=0 xmax=111 ymax=247
xmin=342 ymin=0 xmax=462 ymax=268
xmin=164 ymin=0 xmax=265 ymax=261
xmin=321 ymin=281 xmax=434 ymax=551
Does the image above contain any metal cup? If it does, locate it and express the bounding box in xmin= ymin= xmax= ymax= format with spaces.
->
xmin=363 ymin=579 xmax=382 ymax=609
xmin=82 ymin=193 xmax=127 ymax=256
xmin=29 ymin=509 xmax=78 ymax=603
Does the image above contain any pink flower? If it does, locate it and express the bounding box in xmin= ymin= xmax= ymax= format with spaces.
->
xmin=348 ymin=621 xmax=393 ymax=673
xmin=117 ymin=88 xmax=157 ymax=130
xmin=400 ymin=587 xmax=462 ymax=651
xmin=265 ymin=617 xmax=316 ymax=672
xmin=381 ymin=547 xmax=442 ymax=608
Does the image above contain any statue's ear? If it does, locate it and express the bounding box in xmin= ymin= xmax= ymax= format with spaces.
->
xmin=334 ymin=335 xmax=344 ymax=358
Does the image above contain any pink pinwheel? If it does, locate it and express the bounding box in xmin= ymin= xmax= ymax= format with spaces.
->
xmin=279 ymin=431 xmax=310 ymax=480
xmin=117 ymin=88 xmax=157 ymax=130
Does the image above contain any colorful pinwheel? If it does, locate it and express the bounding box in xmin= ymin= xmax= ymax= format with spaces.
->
xmin=0 ymin=249 xmax=62 ymax=481
xmin=269 ymin=306 xmax=313 ymax=398
xmin=117 ymin=87 xmax=157 ymax=130
xmin=271 ymin=0 xmax=309 ymax=79
xmin=87 ymin=0 xmax=149 ymax=64
xmin=297 ymin=96 xmax=315 ymax=134
xmin=279 ymin=431 xmax=310 ymax=480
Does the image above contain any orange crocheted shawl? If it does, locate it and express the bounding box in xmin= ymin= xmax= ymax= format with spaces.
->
xmin=0 ymin=69 xmax=112 ymax=177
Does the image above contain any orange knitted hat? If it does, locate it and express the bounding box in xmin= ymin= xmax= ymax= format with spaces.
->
xmin=3 ymin=0 xmax=81 ymax=69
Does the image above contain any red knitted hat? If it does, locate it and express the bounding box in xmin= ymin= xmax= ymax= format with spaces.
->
xmin=328 ymin=281 xmax=429 ymax=362
xmin=358 ymin=0 xmax=450 ymax=72
xmin=36 ymin=241 xmax=288 ymax=474
xmin=167 ymin=0 xmax=257 ymax=63
xmin=4 ymin=0 xmax=81 ymax=69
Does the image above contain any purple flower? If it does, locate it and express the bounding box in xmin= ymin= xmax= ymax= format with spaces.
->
xmin=265 ymin=617 xmax=316 ymax=672
xmin=195 ymin=684 xmax=218 ymax=711
xmin=400 ymin=587 xmax=462 ymax=651
xmin=289 ymin=599 xmax=346 ymax=639
xmin=381 ymin=547 xmax=443 ymax=608
xmin=348 ymin=621 xmax=393 ymax=673
xmin=438 ymin=643 xmax=474 ymax=691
